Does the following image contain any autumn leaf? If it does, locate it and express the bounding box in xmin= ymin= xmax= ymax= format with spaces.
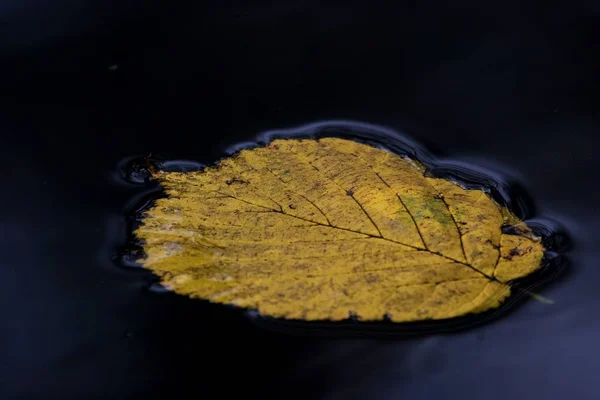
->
xmin=135 ymin=138 xmax=545 ymax=323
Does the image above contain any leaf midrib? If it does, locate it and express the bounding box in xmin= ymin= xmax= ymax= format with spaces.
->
xmin=214 ymin=190 xmax=503 ymax=285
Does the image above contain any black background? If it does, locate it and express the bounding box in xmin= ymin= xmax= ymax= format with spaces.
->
xmin=2 ymin=1 xmax=599 ymax=399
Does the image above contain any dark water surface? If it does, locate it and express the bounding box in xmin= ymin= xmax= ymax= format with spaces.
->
xmin=2 ymin=2 xmax=599 ymax=399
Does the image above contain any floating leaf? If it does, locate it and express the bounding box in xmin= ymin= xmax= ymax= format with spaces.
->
xmin=135 ymin=138 xmax=545 ymax=322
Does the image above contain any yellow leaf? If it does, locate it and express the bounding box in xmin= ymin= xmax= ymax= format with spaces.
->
xmin=135 ymin=138 xmax=545 ymax=322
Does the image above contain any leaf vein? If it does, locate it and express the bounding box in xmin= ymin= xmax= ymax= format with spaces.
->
xmin=300 ymin=154 xmax=385 ymax=238
xmin=256 ymin=164 xmax=333 ymax=226
xmin=438 ymin=195 xmax=469 ymax=263
xmin=345 ymin=152 xmax=429 ymax=249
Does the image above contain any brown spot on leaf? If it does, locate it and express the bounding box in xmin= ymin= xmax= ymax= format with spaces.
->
xmin=225 ymin=177 xmax=249 ymax=185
